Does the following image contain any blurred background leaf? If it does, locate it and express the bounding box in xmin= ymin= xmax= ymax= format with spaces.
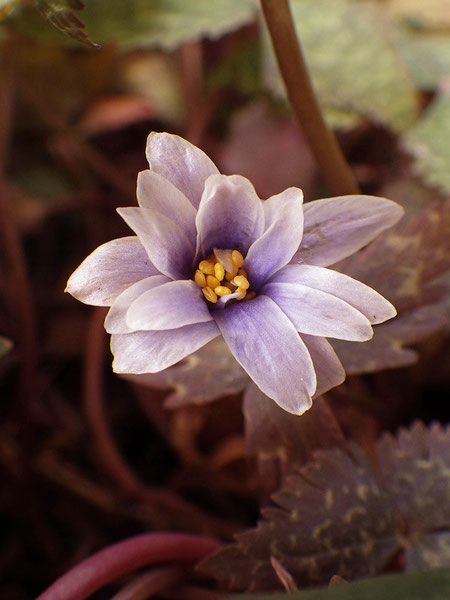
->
xmin=404 ymin=93 xmax=450 ymax=193
xmin=262 ymin=0 xmax=419 ymax=131
xmin=9 ymin=0 xmax=257 ymax=49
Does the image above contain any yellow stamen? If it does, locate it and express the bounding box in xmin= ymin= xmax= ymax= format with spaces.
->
xmin=236 ymin=287 xmax=247 ymax=300
xmin=206 ymin=275 xmax=221 ymax=289
xmin=232 ymin=275 xmax=250 ymax=290
xmin=194 ymin=269 xmax=206 ymax=288
xmin=231 ymin=250 xmax=244 ymax=268
xmin=199 ymin=260 xmax=215 ymax=275
xmin=215 ymin=285 xmax=232 ymax=296
xmin=214 ymin=262 xmax=225 ymax=281
xmin=225 ymin=266 xmax=238 ymax=281
xmin=202 ymin=286 xmax=218 ymax=303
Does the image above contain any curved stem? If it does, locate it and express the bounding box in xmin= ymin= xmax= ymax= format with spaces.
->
xmin=110 ymin=566 xmax=184 ymax=600
xmin=36 ymin=532 xmax=222 ymax=600
xmin=260 ymin=0 xmax=360 ymax=196
xmin=83 ymin=308 xmax=239 ymax=536
xmin=0 ymin=35 xmax=38 ymax=408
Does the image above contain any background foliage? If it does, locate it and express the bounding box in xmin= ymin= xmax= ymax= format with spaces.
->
xmin=0 ymin=0 xmax=448 ymax=598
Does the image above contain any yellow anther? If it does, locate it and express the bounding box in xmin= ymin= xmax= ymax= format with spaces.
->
xmin=238 ymin=267 xmax=247 ymax=278
xmin=206 ymin=275 xmax=221 ymax=289
xmin=199 ymin=260 xmax=215 ymax=275
xmin=214 ymin=262 xmax=225 ymax=281
xmin=225 ymin=266 xmax=238 ymax=281
xmin=202 ymin=286 xmax=218 ymax=303
xmin=236 ymin=287 xmax=247 ymax=300
xmin=194 ymin=269 xmax=206 ymax=288
xmin=215 ymin=285 xmax=232 ymax=296
xmin=231 ymin=250 xmax=244 ymax=268
xmin=233 ymin=275 xmax=250 ymax=290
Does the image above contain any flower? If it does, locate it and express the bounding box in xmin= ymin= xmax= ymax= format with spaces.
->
xmin=66 ymin=132 xmax=403 ymax=415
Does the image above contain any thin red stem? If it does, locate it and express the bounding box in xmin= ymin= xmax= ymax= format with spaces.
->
xmin=36 ymin=532 xmax=222 ymax=600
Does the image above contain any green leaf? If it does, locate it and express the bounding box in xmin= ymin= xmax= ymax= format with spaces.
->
xmin=398 ymin=33 xmax=450 ymax=90
xmin=262 ymin=0 xmax=418 ymax=131
xmin=32 ymin=0 xmax=99 ymax=47
xmin=200 ymin=423 xmax=450 ymax=591
xmin=404 ymin=93 xmax=450 ymax=193
xmin=227 ymin=568 xmax=450 ymax=600
xmin=11 ymin=0 xmax=256 ymax=50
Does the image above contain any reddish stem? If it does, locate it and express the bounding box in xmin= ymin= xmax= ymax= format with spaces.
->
xmin=0 ymin=35 xmax=38 ymax=407
xmin=36 ymin=532 xmax=222 ymax=600
xmin=83 ymin=308 xmax=239 ymax=536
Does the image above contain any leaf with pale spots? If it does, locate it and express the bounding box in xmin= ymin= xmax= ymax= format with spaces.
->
xmin=331 ymin=179 xmax=450 ymax=375
xmin=200 ymin=422 xmax=450 ymax=592
xmin=123 ymin=337 xmax=250 ymax=409
xmin=243 ymin=384 xmax=347 ymax=493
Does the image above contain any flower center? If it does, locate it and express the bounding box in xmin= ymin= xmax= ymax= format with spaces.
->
xmin=194 ymin=248 xmax=255 ymax=305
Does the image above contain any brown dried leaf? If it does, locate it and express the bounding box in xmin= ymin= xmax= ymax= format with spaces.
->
xmin=200 ymin=422 xmax=450 ymax=592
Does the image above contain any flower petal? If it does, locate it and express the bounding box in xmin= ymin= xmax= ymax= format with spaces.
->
xmin=105 ymin=275 xmax=170 ymax=334
xmin=292 ymin=195 xmax=404 ymax=267
xmin=300 ymin=334 xmax=346 ymax=397
xmin=137 ymin=170 xmax=197 ymax=246
xmin=213 ymin=295 xmax=316 ymax=415
xmin=245 ymin=187 xmax=304 ymax=289
xmin=117 ymin=207 xmax=194 ymax=280
xmin=195 ymin=174 xmax=264 ymax=258
xmin=65 ymin=236 xmax=158 ymax=306
xmin=111 ymin=321 xmax=219 ymax=374
xmin=145 ymin=132 xmax=219 ymax=209
xmin=127 ymin=280 xmax=213 ymax=330
xmin=263 ymin=282 xmax=373 ymax=341
xmin=269 ymin=264 xmax=396 ymax=324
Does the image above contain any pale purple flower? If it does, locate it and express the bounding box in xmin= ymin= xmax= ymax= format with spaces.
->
xmin=66 ymin=133 xmax=403 ymax=415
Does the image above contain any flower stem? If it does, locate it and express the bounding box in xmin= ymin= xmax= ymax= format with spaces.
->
xmin=36 ymin=532 xmax=222 ymax=600
xmin=260 ymin=0 xmax=360 ymax=196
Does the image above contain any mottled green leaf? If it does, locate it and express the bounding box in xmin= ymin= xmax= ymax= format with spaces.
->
xmin=200 ymin=423 xmax=450 ymax=592
xmin=123 ymin=337 xmax=249 ymax=409
xmin=331 ymin=179 xmax=450 ymax=374
xmin=398 ymin=33 xmax=450 ymax=90
xmin=404 ymin=93 xmax=450 ymax=193
xmin=227 ymin=568 xmax=450 ymax=600
xmin=12 ymin=0 xmax=256 ymax=50
xmin=262 ymin=0 xmax=418 ymax=131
